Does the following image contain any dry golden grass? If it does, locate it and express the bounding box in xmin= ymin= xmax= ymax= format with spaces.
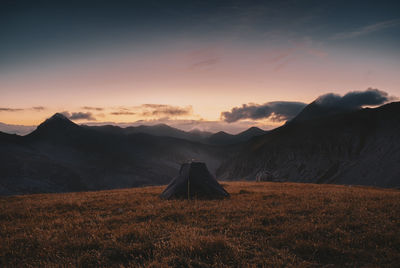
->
xmin=1 ymin=182 xmax=399 ymax=267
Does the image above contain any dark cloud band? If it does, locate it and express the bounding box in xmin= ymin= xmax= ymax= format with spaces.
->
xmin=315 ymin=88 xmax=392 ymax=108
xmin=221 ymin=88 xmax=394 ymax=123
xmin=221 ymin=101 xmax=307 ymax=123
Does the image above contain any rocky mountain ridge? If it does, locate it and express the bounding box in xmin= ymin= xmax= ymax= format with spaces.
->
xmin=217 ymin=102 xmax=400 ymax=188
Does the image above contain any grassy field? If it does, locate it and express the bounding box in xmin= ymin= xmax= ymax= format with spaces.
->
xmin=1 ymin=182 xmax=399 ymax=267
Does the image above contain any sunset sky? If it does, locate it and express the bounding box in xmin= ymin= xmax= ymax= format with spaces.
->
xmin=1 ymin=0 xmax=399 ymax=133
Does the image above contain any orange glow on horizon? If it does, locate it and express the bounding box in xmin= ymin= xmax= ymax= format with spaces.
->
xmin=1 ymin=42 xmax=399 ymax=129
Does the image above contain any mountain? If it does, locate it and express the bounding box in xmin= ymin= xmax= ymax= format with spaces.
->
xmin=84 ymin=123 xmax=212 ymax=142
xmin=3 ymin=102 xmax=399 ymax=195
xmin=207 ymin=127 xmax=267 ymax=145
xmin=207 ymin=131 xmax=233 ymax=145
xmin=1 ymin=117 xmax=263 ymax=145
xmin=125 ymin=124 xmax=212 ymax=141
xmin=86 ymin=123 xmax=266 ymax=145
xmin=290 ymin=99 xmax=357 ymax=123
xmin=27 ymin=113 xmax=82 ymax=139
xmin=0 ymin=115 xmax=231 ymax=195
xmin=236 ymin=126 xmax=267 ymax=140
xmin=217 ymin=102 xmax=400 ymax=188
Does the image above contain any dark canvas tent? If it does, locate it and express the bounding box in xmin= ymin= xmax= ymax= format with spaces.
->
xmin=160 ymin=162 xmax=230 ymax=199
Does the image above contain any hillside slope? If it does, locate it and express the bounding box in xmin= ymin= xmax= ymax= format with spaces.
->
xmin=1 ymin=182 xmax=399 ymax=267
xmin=217 ymin=102 xmax=400 ymax=187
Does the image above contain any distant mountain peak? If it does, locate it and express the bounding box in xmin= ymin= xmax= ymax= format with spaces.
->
xmin=236 ymin=126 xmax=266 ymax=140
xmin=30 ymin=113 xmax=78 ymax=137
xmin=212 ymin=131 xmax=231 ymax=138
xmin=247 ymin=126 xmax=261 ymax=130
xmin=207 ymin=127 xmax=267 ymax=145
xmin=40 ymin=113 xmax=76 ymax=127
xmin=290 ymin=101 xmax=358 ymax=123
xmin=240 ymin=126 xmax=264 ymax=134
xmin=48 ymin=113 xmax=70 ymax=121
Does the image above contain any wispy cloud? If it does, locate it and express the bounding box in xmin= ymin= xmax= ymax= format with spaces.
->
xmin=108 ymin=104 xmax=194 ymax=118
xmin=111 ymin=111 xmax=135 ymax=115
xmin=0 ymin=108 xmax=24 ymax=112
xmin=331 ymin=19 xmax=400 ymax=40
xmin=186 ymin=46 xmax=221 ymax=71
xmin=82 ymin=106 xmax=104 ymax=111
xmin=264 ymin=43 xmax=327 ymax=73
xmin=32 ymin=106 xmax=46 ymax=111
xmin=189 ymin=57 xmax=220 ymax=70
xmin=0 ymin=107 xmax=46 ymax=112
xmin=273 ymin=57 xmax=293 ymax=72
xmin=140 ymin=104 xmax=193 ymax=117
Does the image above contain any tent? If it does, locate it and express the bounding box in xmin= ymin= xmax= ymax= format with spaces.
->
xmin=160 ymin=162 xmax=230 ymax=199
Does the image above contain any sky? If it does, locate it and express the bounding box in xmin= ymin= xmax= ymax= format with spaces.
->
xmin=0 ymin=0 xmax=399 ymax=133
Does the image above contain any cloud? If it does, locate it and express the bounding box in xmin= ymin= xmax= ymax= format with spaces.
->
xmin=187 ymin=46 xmax=220 ymax=71
xmin=221 ymin=101 xmax=307 ymax=123
xmin=0 ymin=108 xmax=24 ymax=112
xmin=111 ymin=111 xmax=135 ymax=115
xmin=107 ymin=104 xmax=193 ymax=118
xmin=0 ymin=106 xmax=46 ymax=112
xmin=82 ymin=106 xmax=104 ymax=111
xmin=315 ymin=88 xmax=394 ymax=108
xmin=141 ymin=104 xmax=168 ymax=109
xmin=331 ymin=19 xmax=400 ymax=40
xmin=61 ymin=111 xmax=96 ymax=121
xmin=273 ymin=58 xmax=293 ymax=72
xmin=0 ymin=107 xmax=46 ymax=112
xmin=32 ymin=106 xmax=46 ymax=111
xmin=141 ymin=104 xmax=193 ymax=117
xmin=189 ymin=57 xmax=220 ymax=70
xmin=221 ymin=88 xmax=394 ymax=124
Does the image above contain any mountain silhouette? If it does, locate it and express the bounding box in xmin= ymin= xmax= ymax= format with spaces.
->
xmin=0 ymin=114 xmax=240 ymax=195
xmin=1 ymin=102 xmax=400 ymax=196
xmin=207 ymin=127 xmax=267 ymax=145
xmin=35 ymin=113 xmax=78 ymax=131
xmin=27 ymin=113 xmax=83 ymax=142
xmin=289 ymin=100 xmax=356 ymax=123
xmin=217 ymin=102 xmax=400 ymax=188
xmin=87 ymin=123 xmax=212 ymax=142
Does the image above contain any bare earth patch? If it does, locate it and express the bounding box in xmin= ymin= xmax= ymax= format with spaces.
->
xmin=1 ymin=182 xmax=399 ymax=267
